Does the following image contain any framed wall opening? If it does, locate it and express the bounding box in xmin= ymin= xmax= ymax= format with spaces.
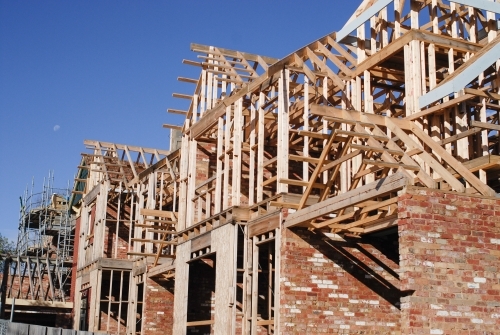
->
xmin=186 ymin=253 xmax=216 ymax=334
xmin=253 ymin=237 xmax=276 ymax=334
xmin=98 ymin=269 xmax=131 ymax=334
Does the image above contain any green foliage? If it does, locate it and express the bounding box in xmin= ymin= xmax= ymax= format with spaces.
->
xmin=0 ymin=233 xmax=15 ymax=255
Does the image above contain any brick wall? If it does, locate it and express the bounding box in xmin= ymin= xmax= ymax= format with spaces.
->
xmin=279 ymin=226 xmax=401 ymax=334
xmin=398 ymin=187 xmax=500 ymax=335
xmin=143 ymin=275 xmax=175 ymax=335
xmin=70 ymin=215 xmax=81 ymax=303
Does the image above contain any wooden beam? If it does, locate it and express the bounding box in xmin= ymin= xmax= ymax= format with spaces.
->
xmin=163 ymin=124 xmax=183 ymax=130
xmin=140 ymin=208 xmax=177 ymax=218
xmin=470 ymin=120 xmax=500 ymax=132
xmin=409 ymin=123 xmax=496 ymax=196
xmin=438 ymin=127 xmax=483 ymax=146
xmin=190 ymin=43 xmax=278 ymax=64
xmin=312 ymin=197 xmax=398 ymax=229
xmin=285 ymin=172 xmax=409 ymax=228
xmin=148 ymin=262 xmax=175 ymax=278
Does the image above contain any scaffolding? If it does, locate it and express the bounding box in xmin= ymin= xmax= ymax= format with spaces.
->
xmin=10 ymin=171 xmax=75 ymax=302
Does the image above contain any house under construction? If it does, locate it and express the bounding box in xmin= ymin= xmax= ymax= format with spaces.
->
xmin=3 ymin=0 xmax=500 ymax=334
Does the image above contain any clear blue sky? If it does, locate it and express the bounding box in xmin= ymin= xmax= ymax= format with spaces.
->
xmin=0 ymin=1 xmax=359 ymax=241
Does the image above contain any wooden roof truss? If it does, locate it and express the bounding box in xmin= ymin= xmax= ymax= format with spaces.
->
xmin=166 ymin=0 xmax=500 ymax=238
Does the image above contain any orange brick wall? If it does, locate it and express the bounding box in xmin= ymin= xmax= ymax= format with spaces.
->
xmin=143 ymin=276 xmax=175 ymax=335
xmin=398 ymin=188 xmax=500 ymax=334
xmin=279 ymin=226 xmax=401 ymax=334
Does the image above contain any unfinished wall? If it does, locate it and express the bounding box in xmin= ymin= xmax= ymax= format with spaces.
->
xmin=211 ymin=223 xmax=236 ymax=335
xmin=142 ymin=276 xmax=175 ymax=335
xmin=399 ymin=187 xmax=500 ymax=335
xmin=172 ymin=241 xmax=191 ymax=335
xmin=279 ymin=225 xmax=401 ymax=334
xmin=103 ymin=200 xmax=131 ymax=259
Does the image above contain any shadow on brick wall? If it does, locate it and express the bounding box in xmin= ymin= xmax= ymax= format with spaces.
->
xmin=291 ymin=228 xmax=414 ymax=309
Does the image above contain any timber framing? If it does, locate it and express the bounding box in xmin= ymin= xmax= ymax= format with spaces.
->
xmin=167 ymin=0 xmax=500 ymax=240
xmin=163 ymin=2 xmax=500 ymax=332
xmin=64 ymin=1 xmax=500 ymax=334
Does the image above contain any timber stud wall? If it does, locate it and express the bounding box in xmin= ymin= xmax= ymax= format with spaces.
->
xmin=399 ymin=187 xmax=500 ymax=335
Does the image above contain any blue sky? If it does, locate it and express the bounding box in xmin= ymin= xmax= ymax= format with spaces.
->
xmin=0 ymin=1 xmax=359 ymax=241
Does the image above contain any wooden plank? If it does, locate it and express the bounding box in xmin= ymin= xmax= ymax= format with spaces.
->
xmin=167 ymin=108 xmax=188 ymax=115
xmin=470 ymin=120 xmax=500 ymax=132
xmin=135 ymin=223 xmax=174 ymax=229
xmin=406 ymin=93 xmax=473 ymax=121
xmin=297 ymin=125 xmax=338 ymax=210
xmin=409 ymin=123 xmax=496 ymax=196
xmin=310 ymin=104 xmax=412 ymax=130
xmin=289 ymin=154 xmax=329 ymax=164
xmin=385 ymin=118 xmax=466 ymax=192
xmin=278 ymin=178 xmax=326 ymax=189
xmin=126 ymin=252 xmax=175 ymax=258
xmin=187 ymin=320 xmax=215 ymax=327
xmin=4 ymin=298 xmax=73 ymax=309
xmin=446 ymin=155 xmax=500 ymax=176
xmin=172 ymin=93 xmax=193 ymax=100
xmin=190 ymin=43 xmax=279 ymax=64
xmin=297 ymin=131 xmax=329 ymax=140
xmin=362 ymin=159 xmax=420 ymax=171
xmin=140 ymin=208 xmax=176 ymax=218
xmin=148 ymin=261 xmax=175 ymax=278
xmin=279 ymin=192 xmax=316 ymax=203
xmin=350 ymin=143 xmax=404 ymax=156
xmin=178 ymin=76 xmax=198 ymax=84
xmin=464 ymin=88 xmax=500 ymax=101
xmin=305 ymin=47 xmax=345 ymax=89
xmin=269 ymin=201 xmax=299 ymax=209
xmin=438 ymin=127 xmax=483 ymax=146
xmin=262 ymin=175 xmax=277 ymax=187
xmin=98 ymin=258 xmax=133 ymax=270
xmin=256 ymin=320 xmax=275 ymax=326
xmin=320 ymin=150 xmax=361 ymax=173
xmin=84 ymin=139 xmax=170 ymax=156
xmin=131 ymin=238 xmax=177 ymax=245
xmin=163 ymin=124 xmax=183 ymax=130
xmin=285 ymin=172 xmax=409 ymax=228
xmin=248 ymin=211 xmax=281 ymax=237
xmin=191 ymin=233 xmax=211 ymax=252
xmin=362 ymin=215 xmax=399 ymax=233
xmin=312 ymin=197 xmax=398 ymax=229
xmin=413 ymin=29 xmax=482 ymax=53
